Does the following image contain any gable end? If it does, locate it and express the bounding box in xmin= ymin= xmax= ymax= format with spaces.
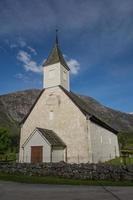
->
xmin=20 ymin=89 xmax=45 ymax=125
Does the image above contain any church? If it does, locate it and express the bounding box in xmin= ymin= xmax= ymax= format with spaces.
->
xmin=19 ymin=35 xmax=120 ymax=164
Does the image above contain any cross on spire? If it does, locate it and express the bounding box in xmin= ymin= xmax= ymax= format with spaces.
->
xmin=43 ymin=30 xmax=70 ymax=71
xmin=56 ymin=28 xmax=59 ymax=45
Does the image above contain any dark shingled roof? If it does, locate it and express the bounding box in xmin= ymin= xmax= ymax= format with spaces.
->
xmin=43 ymin=43 xmax=70 ymax=71
xmin=60 ymin=86 xmax=118 ymax=134
xmin=37 ymin=127 xmax=66 ymax=148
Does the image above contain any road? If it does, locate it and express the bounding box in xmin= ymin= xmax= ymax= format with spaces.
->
xmin=0 ymin=181 xmax=133 ymax=200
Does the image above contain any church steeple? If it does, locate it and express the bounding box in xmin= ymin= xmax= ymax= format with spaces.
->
xmin=55 ymin=29 xmax=59 ymax=45
xmin=43 ymin=32 xmax=70 ymax=91
xmin=43 ymin=30 xmax=70 ymax=71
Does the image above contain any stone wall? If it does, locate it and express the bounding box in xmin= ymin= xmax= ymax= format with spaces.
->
xmin=0 ymin=162 xmax=133 ymax=181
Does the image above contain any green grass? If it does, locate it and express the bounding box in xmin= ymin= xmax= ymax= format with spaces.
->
xmin=0 ymin=152 xmax=16 ymax=162
xmin=106 ymin=157 xmax=133 ymax=165
xmin=0 ymin=173 xmax=133 ymax=186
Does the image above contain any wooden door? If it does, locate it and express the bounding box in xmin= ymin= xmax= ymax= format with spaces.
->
xmin=31 ymin=146 xmax=43 ymax=163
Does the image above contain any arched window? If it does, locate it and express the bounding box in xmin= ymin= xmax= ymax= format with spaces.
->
xmin=100 ymin=136 xmax=103 ymax=144
xmin=49 ymin=110 xmax=54 ymax=120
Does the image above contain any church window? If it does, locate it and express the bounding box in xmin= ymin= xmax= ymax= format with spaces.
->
xmin=49 ymin=110 xmax=54 ymax=120
xmin=49 ymin=69 xmax=55 ymax=79
xmin=100 ymin=136 xmax=103 ymax=144
xmin=109 ymin=138 xmax=111 ymax=144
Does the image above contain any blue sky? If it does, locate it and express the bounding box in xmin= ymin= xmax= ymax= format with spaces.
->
xmin=0 ymin=0 xmax=133 ymax=113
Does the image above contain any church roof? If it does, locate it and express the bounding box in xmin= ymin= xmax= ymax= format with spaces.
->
xmin=43 ymin=39 xmax=70 ymax=71
xmin=20 ymin=86 xmax=118 ymax=134
xmin=23 ymin=127 xmax=66 ymax=148
xmin=60 ymin=86 xmax=118 ymax=134
xmin=37 ymin=127 xmax=66 ymax=147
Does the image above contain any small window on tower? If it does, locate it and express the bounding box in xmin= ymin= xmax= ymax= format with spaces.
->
xmin=100 ymin=136 xmax=103 ymax=144
xmin=49 ymin=69 xmax=55 ymax=79
xmin=63 ymin=71 xmax=67 ymax=80
xmin=49 ymin=110 xmax=54 ymax=120
xmin=109 ymin=138 xmax=111 ymax=144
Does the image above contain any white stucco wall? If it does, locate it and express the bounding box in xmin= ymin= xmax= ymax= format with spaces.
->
xmin=43 ymin=63 xmax=60 ymax=89
xmin=60 ymin=65 xmax=70 ymax=91
xmin=19 ymin=86 xmax=120 ymax=164
xmin=43 ymin=63 xmax=70 ymax=91
xmin=52 ymin=149 xmax=65 ymax=162
xmin=23 ymin=130 xmax=51 ymax=163
xmin=89 ymin=120 xmax=120 ymax=163
xmin=19 ymin=86 xmax=89 ymax=164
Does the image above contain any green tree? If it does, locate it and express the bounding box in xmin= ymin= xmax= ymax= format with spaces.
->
xmin=118 ymin=132 xmax=133 ymax=150
xmin=0 ymin=127 xmax=11 ymax=154
xmin=10 ymin=133 xmax=20 ymax=152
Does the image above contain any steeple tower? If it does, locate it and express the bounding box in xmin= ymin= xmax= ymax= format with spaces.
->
xmin=43 ymin=31 xmax=70 ymax=91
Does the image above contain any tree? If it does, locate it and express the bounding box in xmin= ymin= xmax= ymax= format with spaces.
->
xmin=10 ymin=133 xmax=20 ymax=152
xmin=118 ymin=132 xmax=133 ymax=150
xmin=0 ymin=127 xmax=11 ymax=154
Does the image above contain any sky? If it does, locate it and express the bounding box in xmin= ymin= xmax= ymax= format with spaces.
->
xmin=0 ymin=0 xmax=133 ymax=113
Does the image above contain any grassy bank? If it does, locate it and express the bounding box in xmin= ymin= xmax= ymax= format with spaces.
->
xmin=0 ymin=173 xmax=133 ymax=186
xmin=106 ymin=157 xmax=133 ymax=165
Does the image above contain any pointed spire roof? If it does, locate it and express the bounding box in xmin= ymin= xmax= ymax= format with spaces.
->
xmin=43 ymin=30 xmax=70 ymax=71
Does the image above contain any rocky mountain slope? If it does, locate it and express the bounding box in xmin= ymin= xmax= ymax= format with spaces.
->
xmin=0 ymin=98 xmax=19 ymax=134
xmin=79 ymin=95 xmax=133 ymax=133
xmin=0 ymin=89 xmax=133 ymax=134
xmin=0 ymin=89 xmax=41 ymax=123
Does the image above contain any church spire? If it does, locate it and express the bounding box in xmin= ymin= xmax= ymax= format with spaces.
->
xmin=43 ymin=32 xmax=70 ymax=91
xmin=55 ymin=29 xmax=59 ymax=46
xmin=43 ymin=31 xmax=70 ymax=71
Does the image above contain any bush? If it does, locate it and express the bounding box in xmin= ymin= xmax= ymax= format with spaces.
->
xmin=0 ymin=127 xmax=11 ymax=154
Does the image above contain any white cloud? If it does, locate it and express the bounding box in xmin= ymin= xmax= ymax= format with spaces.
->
xmin=63 ymin=55 xmax=80 ymax=75
xmin=64 ymin=55 xmax=80 ymax=75
xmin=14 ymin=73 xmax=23 ymax=79
xmin=27 ymin=46 xmax=37 ymax=55
xmin=9 ymin=38 xmax=38 ymax=56
xmin=17 ymin=50 xmax=42 ymax=73
xmin=14 ymin=73 xmax=29 ymax=82
xmin=17 ymin=50 xmax=79 ymax=75
xmin=67 ymin=59 xmax=80 ymax=75
xmin=10 ymin=44 xmax=18 ymax=49
xmin=9 ymin=38 xmax=27 ymax=49
xmin=18 ymin=39 xmax=26 ymax=47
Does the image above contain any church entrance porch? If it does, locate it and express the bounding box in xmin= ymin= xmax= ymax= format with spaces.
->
xmin=31 ymin=146 xmax=43 ymax=163
xmin=21 ymin=127 xmax=66 ymax=163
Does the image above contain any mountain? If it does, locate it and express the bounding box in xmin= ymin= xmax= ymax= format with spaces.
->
xmin=0 ymin=89 xmax=41 ymax=123
xmin=79 ymin=95 xmax=133 ymax=133
xmin=0 ymin=89 xmax=133 ymax=135
xmin=0 ymin=98 xmax=19 ymax=134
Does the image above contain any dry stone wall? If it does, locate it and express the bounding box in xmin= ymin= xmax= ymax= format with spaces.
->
xmin=0 ymin=162 xmax=133 ymax=181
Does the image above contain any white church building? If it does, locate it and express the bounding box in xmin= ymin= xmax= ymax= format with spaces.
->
xmin=19 ymin=35 xmax=120 ymax=164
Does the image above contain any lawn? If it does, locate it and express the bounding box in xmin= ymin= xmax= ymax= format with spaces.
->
xmin=106 ymin=156 xmax=133 ymax=165
xmin=0 ymin=173 xmax=133 ymax=186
